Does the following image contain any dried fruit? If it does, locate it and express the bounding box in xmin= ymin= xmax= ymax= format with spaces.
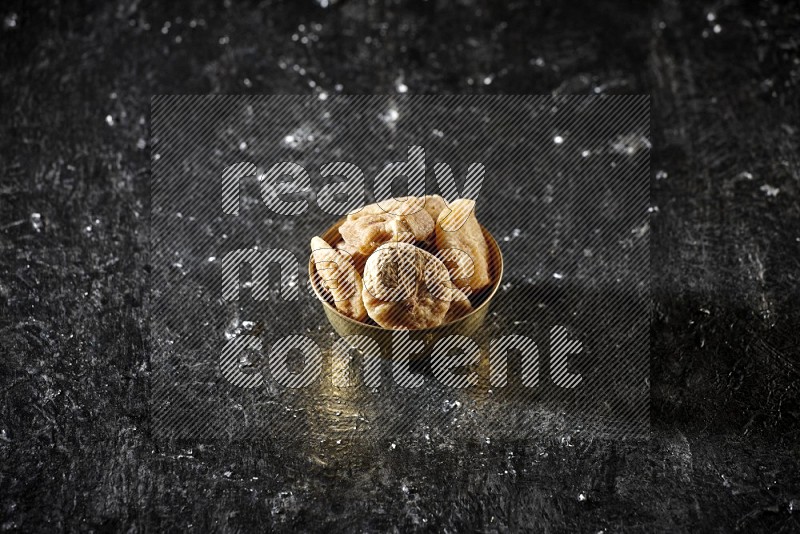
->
xmin=339 ymin=196 xmax=434 ymax=254
xmin=345 ymin=201 xmax=387 ymax=221
xmin=362 ymin=242 xmax=452 ymax=330
xmin=380 ymin=197 xmax=435 ymax=245
xmin=338 ymin=213 xmax=395 ymax=255
xmin=435 ymin=198 xmax=492 ymax=293
xmin=310 ymin=236 xmax=367 ymax=321
xmin=422 ymin=194 xmax=448 ymax=222
xmin=312 ymin=195 xmax=497 ymax=329
xmin=348 ymin=195 xmax=423 ymax=218
xmin=444 ymin=287 xmax=474 ymax=323
xmin=335 ymin=240 xmax=367 ymax=274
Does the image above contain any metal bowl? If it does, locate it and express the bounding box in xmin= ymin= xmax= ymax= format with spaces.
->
xmin=309 ymin=218 xmax=504 ymax=351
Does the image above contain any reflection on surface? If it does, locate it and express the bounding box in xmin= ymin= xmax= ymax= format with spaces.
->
xmin=273 ymin=278 xmax=647 ymax=456
xmin=154 ymin=278 xmax=648 ymax=444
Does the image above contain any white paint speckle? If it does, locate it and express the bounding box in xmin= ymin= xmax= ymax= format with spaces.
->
xmin=30 ymin=213 xmax=42 ymax=232
xmin=380 ymin=107 xmax=400 ymax=125
xmin=4 ymin=13 xmax=18 ymax=29
xmin=760 ymin=184 xmax=780 ymax=197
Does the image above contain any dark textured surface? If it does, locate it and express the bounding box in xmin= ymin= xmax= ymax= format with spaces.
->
xmin=149 ymin=95 xmax=651 ymax=441
xmin=1 ymin=0 xmax=799 ymax=531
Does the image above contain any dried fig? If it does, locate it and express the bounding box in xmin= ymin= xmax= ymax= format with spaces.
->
xmin=310 ymin=236 xmax=368 ymax=321
xmin=362 ymin=242 xmax=452 ymax=330
xmin=444 ymin=287 xmax=474 ymax=323
xmin=335 ymin=240 xmax=367 ymax=274
xmin=345 ymin=201 xmax=387 ymax=221
xmin=422 ymin=194 xmax=448 ymax=222
xmin=339 ymin=197 xmax=434 ymax=255
xmin=338 ymin=213 xmax=395 ymax=255
xmin=435 ymin=198 xmax=492 ymax=293
xmin=348 ymin=196 xmax=423 ymax=220
xmin=383 ymin=197 xmax=434 ymax=243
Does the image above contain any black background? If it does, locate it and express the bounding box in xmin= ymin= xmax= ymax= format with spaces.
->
xmin=150 ymin=95 xmax=650 ymax=441
xmin=1 ymin=0 xmax=799 ymax=531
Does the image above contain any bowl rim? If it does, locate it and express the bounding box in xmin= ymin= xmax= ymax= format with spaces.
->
xmin=308 ymin=219 xmax=504 ymax=333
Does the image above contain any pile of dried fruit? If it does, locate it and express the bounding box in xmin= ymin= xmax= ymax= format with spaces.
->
xmin=310 ymin=195 xmax=494 ymax=330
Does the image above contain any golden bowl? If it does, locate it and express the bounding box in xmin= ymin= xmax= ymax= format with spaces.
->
xmin=309 ymin=218 xmax=504 ymax=352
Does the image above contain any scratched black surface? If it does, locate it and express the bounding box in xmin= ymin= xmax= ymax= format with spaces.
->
xmin=1 ymin=0 xmax=799 ymax=532
xmin=149 ymin=95 xmax=650 ymax=442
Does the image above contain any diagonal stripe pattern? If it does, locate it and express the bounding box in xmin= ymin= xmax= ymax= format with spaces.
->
xmin=150 ymin=95 xmax=650 ymax=443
